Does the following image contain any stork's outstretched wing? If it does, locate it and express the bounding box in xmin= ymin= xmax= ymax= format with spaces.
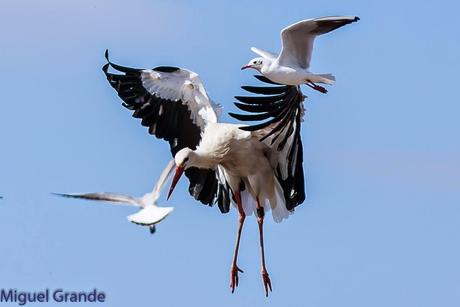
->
xmin=103 ymin=50 xmax=230 ymax=213
xmin=230 ymin=75 xmax=306 ymax=210
xmin=103 ymin=50 xmax=221 ymax=156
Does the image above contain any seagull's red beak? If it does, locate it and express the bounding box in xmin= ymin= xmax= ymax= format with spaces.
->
xmin=167 ymin=166 xmax=185 ymax=200
xmin=241 ymin=64 xmax=252 ymax=70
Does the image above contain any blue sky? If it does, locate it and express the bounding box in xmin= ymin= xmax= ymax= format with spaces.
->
xmin=1 ymin=0 xmax=459 ymax=306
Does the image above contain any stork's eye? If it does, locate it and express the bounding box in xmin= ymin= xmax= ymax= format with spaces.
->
xmin=183 ymin=157 xmax=189 ymax=163
xmin=253 ymin=61 xmax=257 ymax=64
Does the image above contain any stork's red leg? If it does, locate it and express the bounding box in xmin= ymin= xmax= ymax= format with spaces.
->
xmin=306 ymin=82 xmax=328 ymax=94
xmin=230 ymin=190 xmax=245 ymax=293
xmin=256 ymin=198 xmax=272 ymax=297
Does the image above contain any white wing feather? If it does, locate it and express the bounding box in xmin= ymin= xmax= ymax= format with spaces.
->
xmin=250 ymin=47 xmax=278 ymax=60
xmin=54 ymin=192 xmax=142 ymax=207
xmin=278 ymin=16 xmax=359 ymax=69
xmin=141 ymin=69 xmax=221 ymax=129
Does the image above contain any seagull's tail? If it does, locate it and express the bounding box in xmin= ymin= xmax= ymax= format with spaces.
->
xmin=316 ymin=73 xmax=336 ymax=84
xmin=127 ymin=205 xmax=174 ymax=227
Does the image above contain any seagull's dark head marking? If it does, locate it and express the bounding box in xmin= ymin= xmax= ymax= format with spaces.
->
xmin=242 ymin=57 xmax=265 ymax=72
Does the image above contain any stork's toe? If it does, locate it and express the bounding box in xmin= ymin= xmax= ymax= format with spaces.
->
xmin=261 ymin=269 xmax=272 ymax=297
xmin=230 ymin=265 xmax=244 ymax=293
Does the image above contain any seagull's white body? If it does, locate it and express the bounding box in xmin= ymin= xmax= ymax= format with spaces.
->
xmin=259 ymin=60 xmax=334 ymax=86
xmin=244 ymin=16 xmax=359 ymax=87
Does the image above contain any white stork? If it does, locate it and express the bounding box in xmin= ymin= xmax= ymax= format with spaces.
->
xmin=103 ymin=50 xmax=306 ymax=296
xmin=242 ymin=16 xmax=360 ymax=93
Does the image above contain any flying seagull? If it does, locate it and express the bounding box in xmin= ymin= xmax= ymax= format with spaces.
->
xmin=55 ymin=160 xmax=175 ymax=234
xmin=242 ymin=16 xmax=359 ymax=93
xmin=102 ymin=50 xmax=306 ymax=296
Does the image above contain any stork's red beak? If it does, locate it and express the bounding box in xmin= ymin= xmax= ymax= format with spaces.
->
xmin=241 ymin=64 xmax=252 ymax=70
xmin=167 ymin=166 xmax=185 ymax=200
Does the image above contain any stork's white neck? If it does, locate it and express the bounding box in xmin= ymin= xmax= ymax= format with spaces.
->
xmin=190 ymin=149 xmax=220 ymax=169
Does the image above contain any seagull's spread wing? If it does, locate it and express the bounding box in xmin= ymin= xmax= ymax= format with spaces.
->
xmin=54 ymin=192 xmax=141 ymax=207
xmin=278 ymin=16 xmax=359 ymax=69
xmin=55 ymin=159 xmax=175 ymax=208
xmin=145 ymin=159 xmax=176 ymax=205
xmin=103 ymin=51 xmax=230 ymax=212
xmin=250 ymin=47 xmax=278 ymax=60
xmin=229 ymin=76 xmax=306 ymax=210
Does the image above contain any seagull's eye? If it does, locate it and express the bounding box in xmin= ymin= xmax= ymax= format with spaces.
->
xmin=253 ymin=61 xmax=257 ymax=64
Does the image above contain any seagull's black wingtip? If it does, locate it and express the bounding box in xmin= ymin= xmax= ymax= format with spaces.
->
xmin=52 ymin=192 xmax=86 ymax=200
xmin=51 ymin=192 xmax=72 ymax=198
xmin=104 ymin=49 xmax=110 ymax=61
xmin=354 ymin=16 xmax=360 ymax=22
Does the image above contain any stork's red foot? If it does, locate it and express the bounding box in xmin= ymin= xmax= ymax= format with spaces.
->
xmin=261 ymin=269 xmax=272 ymax=297
xmin=230 ymin=265 xmax=244 ymax=293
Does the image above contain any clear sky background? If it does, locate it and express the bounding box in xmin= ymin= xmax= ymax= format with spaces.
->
xmin=1 ymin=0 xmax=459 ymax=306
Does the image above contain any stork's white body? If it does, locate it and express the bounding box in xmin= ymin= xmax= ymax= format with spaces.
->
xmin=192 ymin=123 xmax=291 ymax=222
xmin=101 ymin=50 xmax=308 ymax=295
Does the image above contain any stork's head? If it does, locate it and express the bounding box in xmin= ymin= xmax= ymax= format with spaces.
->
xmin=167 ymin=148 xmax=196 ymax=200
xmin=174 ymin=148 xmax=197 ymax=169
xmin=241 ymin=57 xmax=265 ymax=72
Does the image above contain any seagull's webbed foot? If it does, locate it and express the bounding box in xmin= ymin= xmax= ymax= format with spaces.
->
xmin=306 ymin=82 xmax=328 ymax=94
xmin=230 ymin=264 xmax=244 ymax=293
xmin=261 ymin=269 xmax=272 ymax=297
xmin=313 ymin=85 xmax=328 ymax=94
